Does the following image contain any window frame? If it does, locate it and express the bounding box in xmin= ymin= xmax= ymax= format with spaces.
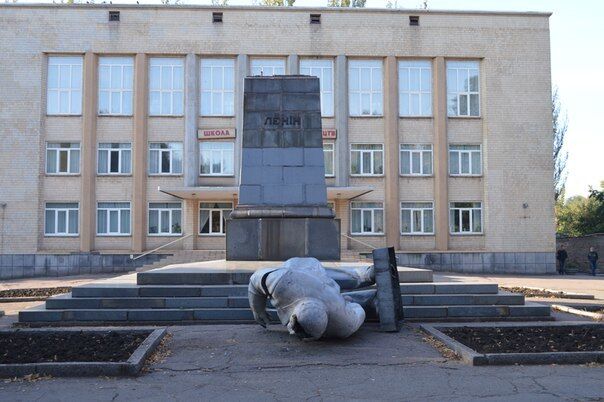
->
xmin=199 ymin=202 xmax=233 ymax=236
xmin=348 ymin=59 xmax=383 ymax=117
xmin=449 ymin=202 xmax=483 ymax=235
xmin=350 ymin=201 xmax=384 ymax=235
xmin=148 ymin=142 xmax=183 ymax=176
xmin=46 ymin=142 xmax=81 ymax=175
xmin=199 ymin=141 xmax=235 ymax=176
xmin=446 ymin=60 xmax=480 ymax=117
xmin=149 ymin=57 xmax=184 ymax=116
xmin=47 ymin=56 xmax=83 ymax=116
xmin=96 ymin=202 xmax=131 ymax=236
xmin=400 ymin=144 xmax=433 ymax=176
xmin=323 ymin=142 xmax=335 ymax=177
xmin=44 ymin=202 xmax=79 ymax=237
xmin=250 ymin=58 xmax=286 ymax=76
xmin=398 ymin=60 xmax=432 ymax=117
xmin=400 ymin=202 xmax=434 ymax=235
xmin=148 ymin=202 xmax=183 ymax=236
xmin=299 ymin=58 xmax=334 ymax=117
xmin=350 ymin=144 xmax=384 ymax=176
xmin=448 ymin=144 xmax=482 ymax=176
xmin=98 ymin=56 xmax=134 ymax=116
xmin=97 ymin=143 xmax=132 ymax=175
xmin=200 ymin=58 xmax=235 ymax=117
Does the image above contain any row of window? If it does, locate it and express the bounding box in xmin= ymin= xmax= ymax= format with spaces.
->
xmin=43 ymin=201 xmax=482 ymax=236
xmin=46 ymin=142 xmax=482 ymax=177
xmin=47 ymin=56 xmax=480 ymax=118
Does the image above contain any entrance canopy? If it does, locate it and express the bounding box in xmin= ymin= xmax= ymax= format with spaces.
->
xmin=158 ymin=186 xmax=373 ymax=201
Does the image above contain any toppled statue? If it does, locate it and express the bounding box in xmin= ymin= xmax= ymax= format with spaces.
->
xmin=248 ymin=257 xmax=379 ymax=340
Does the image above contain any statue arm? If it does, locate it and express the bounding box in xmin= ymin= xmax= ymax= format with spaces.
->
xmin=324 ymin=265 xmax=375 ymax=290
xmin=248 ymin=274 xmax=271 ymax=328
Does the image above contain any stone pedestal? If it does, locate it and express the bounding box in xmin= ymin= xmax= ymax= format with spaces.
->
xmin=227 ymin=75 xmax=340 ymax=261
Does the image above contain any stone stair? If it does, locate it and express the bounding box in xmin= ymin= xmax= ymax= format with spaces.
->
xmin=136 ymin=250 xmax=226 ymax=272
xmin=19 ymin=274 xmax=552 ymax=325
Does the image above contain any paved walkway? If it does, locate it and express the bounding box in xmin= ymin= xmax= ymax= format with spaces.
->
xmin=1 ymin=324 xmax=602 ymax=401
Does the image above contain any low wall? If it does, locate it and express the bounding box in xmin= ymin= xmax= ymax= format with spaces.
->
xmin=557 ymin=234 xmax=603 ymax=271
xmin=395 ymin=252 xmax=556 ymax=275
xmin=0 ymin=253 xmax=171 ymax=280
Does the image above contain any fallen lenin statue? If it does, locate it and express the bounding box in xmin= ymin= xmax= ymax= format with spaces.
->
xmin=248 ymin=248 xmax=403 ymax=341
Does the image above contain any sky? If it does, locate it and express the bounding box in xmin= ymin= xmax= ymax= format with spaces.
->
xmin=15 ymin=0 xmax=604 ymax=198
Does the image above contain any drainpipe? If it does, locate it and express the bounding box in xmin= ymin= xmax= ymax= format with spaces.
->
xmin=0 ymin=202 xmax=6 ymax=254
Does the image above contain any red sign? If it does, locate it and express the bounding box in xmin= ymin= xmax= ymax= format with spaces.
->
xmin=198 ymin=128 xmax=236 ymax=140
xmin=322 ymin=129 xmax=337 ymax=139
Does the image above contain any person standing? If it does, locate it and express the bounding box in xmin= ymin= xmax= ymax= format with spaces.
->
xmin=556 ymin=245 xmax=568 ymax=275
xmin=587 ymin=247 xmax=599 ymax=276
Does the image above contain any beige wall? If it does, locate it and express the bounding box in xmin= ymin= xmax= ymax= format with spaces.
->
xmin=0 ymin=5 xmax=554 ymax=254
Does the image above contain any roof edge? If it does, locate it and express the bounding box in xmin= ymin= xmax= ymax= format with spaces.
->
xmin=0 ymin=3 xmax=553 ymax=17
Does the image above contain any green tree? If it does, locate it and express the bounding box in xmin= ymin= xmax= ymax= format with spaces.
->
xmin=556 ymin=182 xmax=604 ymax=236
xmin=328 ymin=0 xmax=366 ymax=7
xmin=212 ymin=0 xmax=229 ymax=5
xmin=261 ymin=0 xmax=295 ymax=6
xmin=552 ymin=87 xmax=568 ymax=201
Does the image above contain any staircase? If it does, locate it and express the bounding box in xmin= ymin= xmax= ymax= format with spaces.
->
xmin=136 ymin=250 xmax=226 ymax=272
xmin=19 ymin=267 xmax=552 ymax=326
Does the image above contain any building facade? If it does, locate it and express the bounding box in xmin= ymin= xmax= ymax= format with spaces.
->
xmin=0 ymin=4 xmax=556 ymax=276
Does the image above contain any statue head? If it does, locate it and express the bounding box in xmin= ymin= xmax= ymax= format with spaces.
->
xmin=287 ymin=298 xmax=328 ymax=341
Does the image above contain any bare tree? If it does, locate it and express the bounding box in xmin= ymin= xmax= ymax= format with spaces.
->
xmin=552 ymin=87 xmax=568 ymax=202
xmin=328 ymin=0 xmax=366 ymax=7
xmin=261 ymin=0 xmax=295 ymax=6
xmin=212 ymin=0 xmax=228 ymax=5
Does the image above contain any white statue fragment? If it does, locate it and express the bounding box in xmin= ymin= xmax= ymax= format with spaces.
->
xmin=248 ymin=257 xmax=377 ymax=340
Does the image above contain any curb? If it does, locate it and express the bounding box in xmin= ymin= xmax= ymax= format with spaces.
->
xmin=0 ymin=327 xmax=166 ymax=378
xmin=551 ymin=304 xmax=604 ymax=321
xmin=420 ymin=321 xmax=604 ymax=366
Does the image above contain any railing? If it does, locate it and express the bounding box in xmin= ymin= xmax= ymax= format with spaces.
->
xmin=130 ymin=233 xmax=193 ymax=261
xmin=340 ymin=233 xmax=378 ymax=250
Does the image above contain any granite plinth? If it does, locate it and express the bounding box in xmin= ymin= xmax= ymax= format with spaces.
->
xmin=373 ymin=247 xmax=404 ymax=332
xmin=226 ymin=218 xmax=340 ymax=261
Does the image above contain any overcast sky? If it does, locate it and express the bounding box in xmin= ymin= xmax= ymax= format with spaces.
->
xmin=14 ymin=0 xmax=604 ymax=198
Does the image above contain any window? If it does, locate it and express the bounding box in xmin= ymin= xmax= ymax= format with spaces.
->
xmin=300 ymin=59 xmax=334 ymax=116
xmin=323 ymin=142 xmax=335 ymax=177
xmin=149 ymin=142 xmax=183 ymax=175
xmin=401 ymin=202 xmax=434 ymax=234
xmin=399 ymin=60 xmax=432 ymax=116
xmin=350 ymin=144 xmax=383 ymax=176
xmin=348 ymin=60 xmax=383 ymax=116
xmin=400 ymin=144 xmax=432 ymax=176
xmin=98 ymin=143 xmax=131 ymax=175
xmin=200 ymin=142 xmax=234 ymax=176
xmin=149 ymin=58 xmax=184 ymax=116
xmin=447 ymin=61 xmax=480 ymax=117
xmin=351 ymin=202 xmax=384 ymax=235
xmin=199 ymin=202 xmax=232 ymax=235
xmin=47 ymin=56 xmax=82 ymax=115
xmin=98 ymin=56 xmax=133 ymax=115
xmin=148 ymin=202 xmax=182 ymax=235
xmin=449 ymin=145 xmax=481 ymax=176
xmin=97 ymin=202 xmax=130 ymax=235
xmin=200 ymin=59 xmax=235 ymax=116
xmin=46 ymin=142 xmax=80 ymax=174
xmin=45 ymin=203 xmax=78 ymax=236
xmin=250 ymin=59 xmax=285 ymax=76
xmin=450 ymin=202 xmax=482 ymax=234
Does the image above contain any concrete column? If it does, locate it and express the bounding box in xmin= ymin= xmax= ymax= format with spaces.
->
xmin=384 ymin=56 xmax=400 ymax=250
xmin=287 ymin=54 xmax=299 ymax=75
xmin=234 ymin=54 xmax=248 ymax=183
xmin=182 ymin=199 xmax=198 ymax=250
xmin=433 ymin=57 xmax=449 ymax=251
xmin=184 ymin=53 xmax=199 ymax=188
xmin=80 ymin=52 xmax=97 ymax=252
xmin=132 ymin=54 xmax=148 ymax=253
xmin=334 ymin=55 xmax=349 ymax=187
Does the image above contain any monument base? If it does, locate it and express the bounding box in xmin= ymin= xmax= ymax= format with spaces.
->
xmin=226 ymin=218 xmax=340 ymax=261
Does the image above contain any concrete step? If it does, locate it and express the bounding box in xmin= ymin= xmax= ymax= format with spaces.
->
xmin=51 ymin=291 xmax=522 ymax=310
xmin=72 ymin=284 xmax=249 ymax=298
xmin=399 ymin=283 xmax=498 ymax=294
xmin=19 ymin=303 xmax=550 ymax=325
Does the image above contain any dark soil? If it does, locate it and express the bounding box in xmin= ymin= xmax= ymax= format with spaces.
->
xmin=501 ymin=286 xmax=566 ymax=298
xmin=0 ymin=331 xmax=150 ymax=364
xmin=442 ymin=325 xmax=604 ymax=354
xmin=0 ymin=287 xmax=71 ymax=298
